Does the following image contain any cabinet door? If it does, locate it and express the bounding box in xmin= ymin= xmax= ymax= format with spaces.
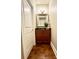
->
xmin=35 ymin=29 xmax=51 ymax=44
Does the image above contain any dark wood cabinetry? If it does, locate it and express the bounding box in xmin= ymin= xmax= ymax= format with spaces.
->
xmin=35 ymin=28 xmax=51 ymax=44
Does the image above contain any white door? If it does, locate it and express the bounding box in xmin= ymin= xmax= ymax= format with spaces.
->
xmin=21 ymin=0 xmax=34 ymax=59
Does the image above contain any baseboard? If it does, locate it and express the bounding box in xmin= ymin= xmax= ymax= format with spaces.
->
xmin=26 ymin=42 xmax=33 ymax=59
xmin=50 ymin=42 xmax=57 ymax=57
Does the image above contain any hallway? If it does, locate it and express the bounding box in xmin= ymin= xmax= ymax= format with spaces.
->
xmin=28 ymin=44 xmax=56 ymax=59
xmin=21 ymin=0 xmax=57 ymax=59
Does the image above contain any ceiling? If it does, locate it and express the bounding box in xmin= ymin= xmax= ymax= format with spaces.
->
xmin=29 ymin=0 xmax=50 ymax=6
xmin=35 ymin=0 xmax=50 ymax=4
xmin=29 ymin=0 xmax=57 ymax=7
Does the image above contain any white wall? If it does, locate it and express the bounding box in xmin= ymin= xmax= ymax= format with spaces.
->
xmin=22 ymin=0 xmax=34 ymax=59
xmin=49 ymin=0 xmax=57 ymax=50
xmin=36 ymin=4 xmax=49 ymax=14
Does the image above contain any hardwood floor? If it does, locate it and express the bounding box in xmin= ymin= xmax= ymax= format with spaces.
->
xmin=28 ymin=44 xmax=57 ymax=59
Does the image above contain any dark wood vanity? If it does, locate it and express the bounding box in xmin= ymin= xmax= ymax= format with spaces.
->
xmin=35 ymin=28 xmax=51 ymax=44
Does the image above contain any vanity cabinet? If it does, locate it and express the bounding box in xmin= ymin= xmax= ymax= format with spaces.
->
xmin=35 ymin=28 xmax=51 ymax=44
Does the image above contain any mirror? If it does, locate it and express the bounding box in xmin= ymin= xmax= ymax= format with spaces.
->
xmin=36 ymin=14 xmax=49 ymax=28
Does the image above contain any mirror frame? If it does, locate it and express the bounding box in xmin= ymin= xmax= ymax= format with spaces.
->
xmin=36 ymin=14 xmax=49 ymax=28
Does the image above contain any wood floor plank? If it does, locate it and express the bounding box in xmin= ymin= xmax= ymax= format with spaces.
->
xmin=28 ymin=44 xmax=57 ymax=59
